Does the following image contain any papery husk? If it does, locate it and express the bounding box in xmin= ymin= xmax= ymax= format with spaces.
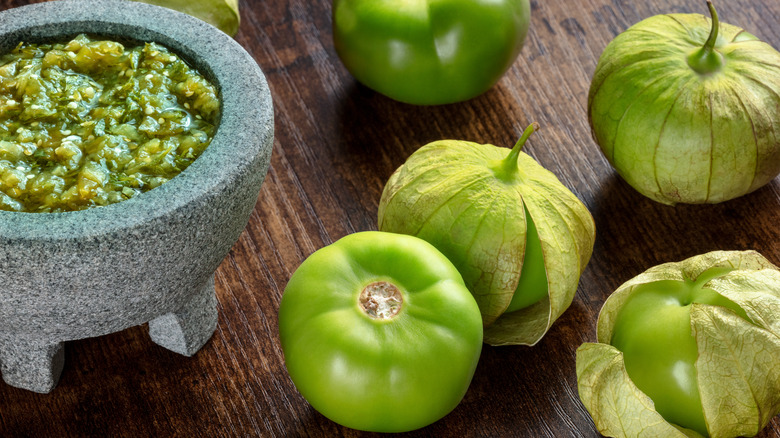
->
xmin=577 ymin=343 xmax=704 ymax=438
xmin=578 ymin=250 xmax=780 ymax=438
xmin=132 ymin=0 xmax=240 ymax=36
xmin=378 ymin=139 xmax=595 ymax=346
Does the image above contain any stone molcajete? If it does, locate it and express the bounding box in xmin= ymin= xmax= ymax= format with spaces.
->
xmin=0 ymin=0 xmax=273 ymax=392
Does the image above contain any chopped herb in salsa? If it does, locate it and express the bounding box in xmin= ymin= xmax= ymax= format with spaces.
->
xmin=0 ymin=34 xmax=220 ymax=212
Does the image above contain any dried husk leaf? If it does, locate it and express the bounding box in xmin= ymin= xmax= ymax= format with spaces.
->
xmin=576 ymin=343 xmax=703 ymax=438
xmin=597 ymin=250 xmax=776 ymax=342
xmin=708 ymin=268 xmax=780 ymax=335
xmin=691 ymin=304 xmax=780 ymax=438
xmin=378 ymin=139 xmax=595 ymax=346
xmin=583 ymin=250 xmax=780 ymax=437
xmin=132 ymin=0 xmax=240 ymax=36
xmin=485 ymin=155 xmax=595 ymax=345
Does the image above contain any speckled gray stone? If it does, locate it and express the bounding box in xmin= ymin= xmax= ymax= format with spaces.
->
xmin=0 ymin=0 xmax=274 ymax=393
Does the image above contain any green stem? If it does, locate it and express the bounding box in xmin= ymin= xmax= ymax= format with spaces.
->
xmin=690 ymin=266 xmax=733 ymax=289
xmin=687 ymin=0 xmax=724 ymax=75
xmin=702 ymin=0 xmax=719 ymax=52
xmin=499 ymin=122 xmax=539 ymax=178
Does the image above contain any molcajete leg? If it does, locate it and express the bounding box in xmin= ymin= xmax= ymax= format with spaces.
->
xmin=148 ymin=274 xmax=218 ymax=356
xmin=0 ymin=338 xmax=64 ymax=393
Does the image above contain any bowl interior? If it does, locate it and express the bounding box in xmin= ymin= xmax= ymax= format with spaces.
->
xmin=0 ymin=0 xmax=273 ymax=239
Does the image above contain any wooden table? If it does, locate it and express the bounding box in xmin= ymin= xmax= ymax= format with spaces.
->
xmin=1 ymin=0 xmax=779 ymax=436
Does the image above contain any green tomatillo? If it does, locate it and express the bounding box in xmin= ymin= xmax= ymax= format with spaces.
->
xmin=278 ymin=231 xmax=483 ymax=433
xmin=588 ymin=0 xmax=780 ymax=205
xmin=577 ymin=251 xmax=780 ymax=438
xmin=332 ymin=0 xmax=530 ymax=105
xmin=378 ymin=124 xmax=596 ymax=345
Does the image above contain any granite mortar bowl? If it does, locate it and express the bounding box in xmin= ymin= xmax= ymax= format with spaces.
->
xmin=0 ymin=0 xmax=274 ymax=392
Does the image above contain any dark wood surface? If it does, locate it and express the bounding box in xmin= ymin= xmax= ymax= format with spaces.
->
xmin=1 ymin=0 xmax=779 ymax=436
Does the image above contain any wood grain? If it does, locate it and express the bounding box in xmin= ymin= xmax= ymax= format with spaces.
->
xmin=1 ymin=0 xmax=779 ymax=436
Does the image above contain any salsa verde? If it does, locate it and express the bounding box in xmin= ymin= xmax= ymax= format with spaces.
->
xmin=0 ymin=34 xmax=219 ymax=212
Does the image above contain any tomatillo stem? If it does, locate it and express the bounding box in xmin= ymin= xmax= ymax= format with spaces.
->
xmin=687 ymin=0 xmax=724 ymax=75
xmin=497 ymin=122 xmax=539 ymax=180
xmin=702 ymin=0 xmax=719 ymax=51
xmin=359 ymin=281 xmax=403 ymax=319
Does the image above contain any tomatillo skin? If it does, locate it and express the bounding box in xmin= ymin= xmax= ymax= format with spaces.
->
xmin=278 ymin=231 xmax=483 ymax=433
xmin=332 ymin=0 xmax=530 ymax=105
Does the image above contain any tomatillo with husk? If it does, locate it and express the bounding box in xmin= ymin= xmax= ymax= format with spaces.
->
xmin=577 ymin=251 xmax=780 ymax=438
xmin=378 ymin=124 xmax=596 ymax=346
xmin=278 ymin=231 xmax=483 ymax=433
xmin=132 ymin=0 xmax=240 ymax=35
xmin=588 ymin=0 xmax=780 ymax=205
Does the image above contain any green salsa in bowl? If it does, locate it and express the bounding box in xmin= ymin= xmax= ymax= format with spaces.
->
xmin=0 ymin=34 xmax=220 ymax=212
xmin=0 ymin=0 xmax=273 ymax=393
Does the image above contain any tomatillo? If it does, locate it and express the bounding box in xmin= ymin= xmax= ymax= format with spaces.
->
xmin=378 ymin=124 xmax=596 ymax=346
xmin=278 ymin=231 xmax=483 ymax=433
xmin=588 ymin=1 xmax=780 ymax=205
xmin=332 ymin=0 xmax=530 ymax=105
xmin=577 ymin=251 xmax=780 ymax=438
